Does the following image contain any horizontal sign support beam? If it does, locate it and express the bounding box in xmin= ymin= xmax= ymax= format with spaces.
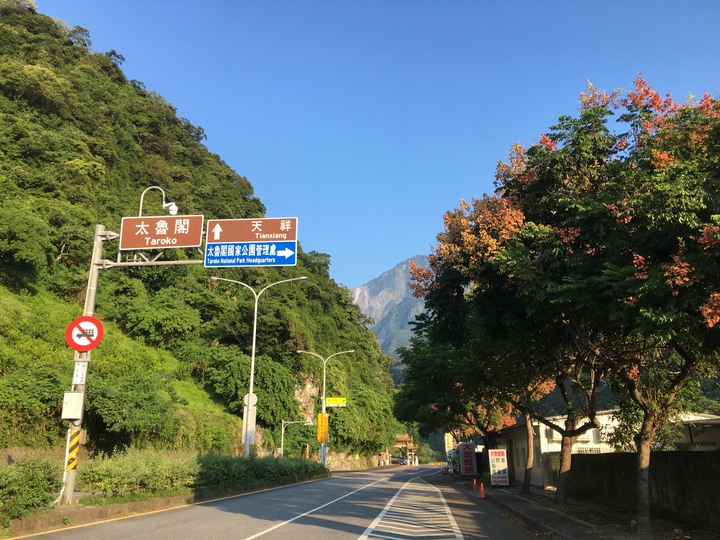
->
xmin=99 ymin=259 xmax=204 ymax=270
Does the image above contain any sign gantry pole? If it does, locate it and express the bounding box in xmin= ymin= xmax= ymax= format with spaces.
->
xmin=60 ymin=224 xmax=115 ymax=505
xmin=59 ymin=187 xmax=206 ymax=506
xmin=58 ymin=185 xmax=304 ymax=504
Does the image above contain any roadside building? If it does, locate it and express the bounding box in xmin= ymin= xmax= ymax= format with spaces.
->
xmin=493 ymin=411 xmax=720 ymax=488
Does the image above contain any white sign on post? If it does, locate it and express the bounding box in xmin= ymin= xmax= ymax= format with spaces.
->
xmin=489 ymin=448 xmax=510 ymax=486
xmin=72 ymin=362 xmax=88 ymax=385
xmin=61 ymin=392 xmax=84 ymax=420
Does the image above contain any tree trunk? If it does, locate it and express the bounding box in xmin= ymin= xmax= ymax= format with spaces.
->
xmin=521 ymin=412 xmax=534 ymax=494
xmin=635 ymin=412 xmax=659 ymax=534
xmin=555 ymin=434 xmax=577 ymax=505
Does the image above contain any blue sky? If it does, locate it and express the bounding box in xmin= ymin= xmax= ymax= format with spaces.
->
xmin=40 ymin=1 xmax=720 ymax=288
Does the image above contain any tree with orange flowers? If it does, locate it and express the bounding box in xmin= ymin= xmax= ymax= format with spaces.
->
xmin=401 ymin=77 xmax=720 ymax=533
xmin=409 ymin=193 xmax=610 ymax=503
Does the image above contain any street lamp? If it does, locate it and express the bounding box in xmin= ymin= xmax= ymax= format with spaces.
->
xmin=280 ymin=418 xmax=312 ymax=457
xmin=211 ymin=275 xmax=307 ymax=457
xmin=296 ymin=349 xmax=354 ymax=464
xmin=138 ymin=185 xmax=178 ymax=216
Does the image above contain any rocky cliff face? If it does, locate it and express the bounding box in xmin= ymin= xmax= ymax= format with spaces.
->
xmin=351 ymin=255 xmax=428 ymax=381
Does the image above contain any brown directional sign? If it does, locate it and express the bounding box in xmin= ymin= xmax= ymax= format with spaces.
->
xmin=119 ymin=215 xmax=204 ymax=250
xmin=206 ymin=217 xmax=298 ymax=244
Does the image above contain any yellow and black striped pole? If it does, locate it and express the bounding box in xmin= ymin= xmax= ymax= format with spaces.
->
xmin=65 ymin=428 xmax=81 ymax=471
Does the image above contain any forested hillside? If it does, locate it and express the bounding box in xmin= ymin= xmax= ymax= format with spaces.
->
xmin=0 ymin=1 xmax=397 ymax=458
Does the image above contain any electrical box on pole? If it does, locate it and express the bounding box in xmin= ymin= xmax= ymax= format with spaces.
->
xmin=61 ymin=392 xmax=84 ymax=420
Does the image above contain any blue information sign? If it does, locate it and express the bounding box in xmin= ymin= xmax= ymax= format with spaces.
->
xmin=204 ymin=241 xmax=297 ymax=267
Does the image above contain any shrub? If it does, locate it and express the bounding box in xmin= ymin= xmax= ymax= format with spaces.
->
xmin=195 ymin=454 xmax=326 ymax=491
xmin=78 ymin=448 xmax=198 ymax=498
xmin=0 ymin=456 xmax=62 ymax=526
xmin=78 ymin=448 xmax=327 ymax=501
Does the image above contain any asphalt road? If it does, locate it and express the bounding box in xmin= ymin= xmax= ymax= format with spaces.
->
xmin=23 ymin=466 xmax=537 ymax=539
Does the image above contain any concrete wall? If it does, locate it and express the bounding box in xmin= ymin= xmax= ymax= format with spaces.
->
xmin=568 ymin=450 xmax=720 ymax=533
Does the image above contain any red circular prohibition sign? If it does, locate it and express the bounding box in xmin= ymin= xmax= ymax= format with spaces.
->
xmin=65 ymin=316 xmax=104 ymax=352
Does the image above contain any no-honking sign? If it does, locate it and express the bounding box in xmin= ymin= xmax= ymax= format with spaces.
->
xmin=65 ymin=316 xmax=104 ymax=352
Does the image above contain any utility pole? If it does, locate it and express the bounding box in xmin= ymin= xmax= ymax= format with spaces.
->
xmin=210 ymin=276 xmax=307 ymax=457
xmin=60 ymin=224 xmax=115 ymax=505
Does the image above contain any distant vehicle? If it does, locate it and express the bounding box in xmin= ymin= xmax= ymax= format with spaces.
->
xmin=399 ymin=459 xmax=406 ymax=465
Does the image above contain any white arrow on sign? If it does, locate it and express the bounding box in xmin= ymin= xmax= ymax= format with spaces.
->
xmin=277 ymin=247 xmax=295 ymax=258
xmin=212 ymin=223 xmax=223 ymax=240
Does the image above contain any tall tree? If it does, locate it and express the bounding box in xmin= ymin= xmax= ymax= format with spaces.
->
xmin=405 ymin=77 xmax=720 ymax=531
xmin=408 ymin=195 xmax=604 ymax=503
xmin=494 ymin=78 xmax=720 ymax=531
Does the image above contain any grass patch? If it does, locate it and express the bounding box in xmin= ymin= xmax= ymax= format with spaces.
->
xmin=170 ymin=380 xmax=226 ymax=413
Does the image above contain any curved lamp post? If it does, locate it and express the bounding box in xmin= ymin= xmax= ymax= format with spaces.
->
xmin=211 ymin=275 xmax=307 ymax=457
xmin=296 ymin=349 xmax=354 ymax=464
xmin=280 ymin=418 xmax=312 ymax=457
xmin=138 ymin=185 xmax=178 ymax=216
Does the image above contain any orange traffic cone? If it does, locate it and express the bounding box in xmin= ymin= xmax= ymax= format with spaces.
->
xmin=479 ymin=481 xmax=486 ymax=499
xmin=472 ymin=478 xmax=477 ymax=492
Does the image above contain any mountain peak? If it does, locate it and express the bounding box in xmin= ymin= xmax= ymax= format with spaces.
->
xmin=351 ymin=255 xmax=428 ymax=380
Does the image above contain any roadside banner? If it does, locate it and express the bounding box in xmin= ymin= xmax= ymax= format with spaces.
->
xmin=489 ymin=448 xmax=510 ymax=485
xmin=458 ymin=442 xmax=477 ymax=476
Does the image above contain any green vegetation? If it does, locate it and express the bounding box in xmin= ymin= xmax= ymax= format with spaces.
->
xmin=0 ymin=456 xmax=61 ymax=527
xmin=0 ymin=449 xmax=327 ymax=529
xmin=77 ymin=448 xmax=326 ymax=501
xmin=0 ymin=0 xmax=396 ymax=464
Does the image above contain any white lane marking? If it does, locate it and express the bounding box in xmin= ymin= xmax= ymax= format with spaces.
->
xmin=358 ymin=477 xmax=463 ymax=539
xmin=241 ymin=475 xmax=390 ymax=540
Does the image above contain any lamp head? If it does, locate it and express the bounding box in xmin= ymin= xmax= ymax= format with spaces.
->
xmin=163 ymin=201 xmax=178 ymax=215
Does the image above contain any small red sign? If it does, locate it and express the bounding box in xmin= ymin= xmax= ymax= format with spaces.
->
xmin=65 ymin=316 xmax=104 ymax=352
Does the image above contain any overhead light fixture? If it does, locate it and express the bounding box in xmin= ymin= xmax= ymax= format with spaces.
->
xmin=163 ymin=201 xmax=178 ymax=215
